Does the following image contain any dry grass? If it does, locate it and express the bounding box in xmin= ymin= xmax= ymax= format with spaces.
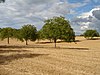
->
xmin=0 ymin=36 xmax=100 ymax=75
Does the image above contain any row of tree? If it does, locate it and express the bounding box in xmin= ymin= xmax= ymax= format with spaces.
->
xmin=0 ymin=25 xmax=37 ymax=45
xmin=0 ymin=16 xmax=76 ymax=48
xmin=0 ymin=16 xmax=99 ymax=47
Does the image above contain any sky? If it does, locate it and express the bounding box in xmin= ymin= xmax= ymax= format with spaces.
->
xmin=0 ymin=0 xmax=100 ymax=35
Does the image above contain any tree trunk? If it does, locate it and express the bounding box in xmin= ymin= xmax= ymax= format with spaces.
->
xmin=7 ymin=37 xmax=9 ymax=44
xmin=91 ymin=36 xmax=93 ymax=40
xmin=37 ymin=39 xmax=40 ymax=43
xmin=54 ymin=38 xmax=57 ymax=48
xmin=26 ymin=40 xmax=28 ymax=45
xmin=50 ymin=39 xmax=51 ymax=42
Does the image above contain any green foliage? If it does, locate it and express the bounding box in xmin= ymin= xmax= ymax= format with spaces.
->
xmin=0 ymin=16 xmax=76 ymax=46
xmin=0 ymin=28 xmax=1 ymax=32
xmin=0 ymin=27 xmax=14 ymax=44
xmin=36 ymin=30 xmax=45 ymax=42
xmin=84 ymin=30 xmax=99 ymax=40
xmin=0 ymin=25 xmax=37 ymax=45
xmin=20 ymin=24 xmax=37 ymax=45
xmin=41 ymin=16 xmax=75 ymax=47
xmin=13 ymin=29 xmax=24 ymax=42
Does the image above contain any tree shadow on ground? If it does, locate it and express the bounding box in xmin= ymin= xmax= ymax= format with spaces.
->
xmin=0 ymin=53 xmax=49 ymax=65
xmin=0 ymin=45 xmax=54 ymax=49
xmin=36 ymin=42 xmax=53 ymax=44
xmin=56 ymin=47 xmax=89 ymax=50
xmin=66 ymin=47 xmax=89 ymax=50
xmin=36 ymin=40 xmax=81 ymax=44
xmin=0 ymin=45 xmax=47 ymax=48
xmin=0 ymin=45 xmax=31 ymax=48
xmin=0 ymin=45 xmax=89 ymax=50
xmin=87 ymin=38 xmax=100 ymax=40
xmin=0 ymin=49 xmax=28 ymax=53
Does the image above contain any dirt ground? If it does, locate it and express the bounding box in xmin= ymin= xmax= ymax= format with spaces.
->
xmin=0 ymin=36 xmax=100 ymax=75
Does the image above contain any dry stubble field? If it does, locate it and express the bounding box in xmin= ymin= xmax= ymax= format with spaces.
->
xmin=0 ymin=36 xmax=100 ymax=75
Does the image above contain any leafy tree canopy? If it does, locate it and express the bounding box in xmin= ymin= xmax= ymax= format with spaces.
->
xmin=41 ymin=16 xmax=75 ymax=47
xmin=84 ymin=30 xmax=99 ymax=40
xmin=12 ymin=29 xmax=24 ymax=42
xmin=20 ymin=24 xmax=37 ymax=45
xmin=0 ymin=27 xmax=14 ymax=44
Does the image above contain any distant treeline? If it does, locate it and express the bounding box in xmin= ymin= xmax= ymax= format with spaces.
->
xmin=0 ymin=16 xmax=76 ymax=47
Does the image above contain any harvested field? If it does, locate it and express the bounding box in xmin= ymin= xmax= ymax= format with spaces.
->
xmin=0 ymin=36 xmax=100 ymax=75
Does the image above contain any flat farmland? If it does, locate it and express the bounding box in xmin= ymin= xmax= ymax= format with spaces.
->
xmin=0 ymin=36 xmax=100 ymax=75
